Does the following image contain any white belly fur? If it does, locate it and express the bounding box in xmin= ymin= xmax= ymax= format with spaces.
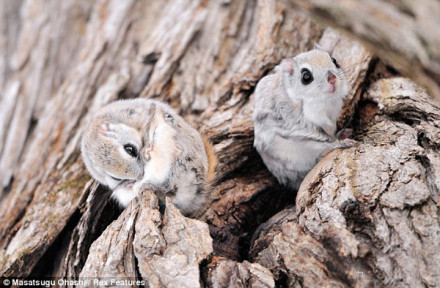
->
xmin=271 ymin=136 xmax=331 ymax=171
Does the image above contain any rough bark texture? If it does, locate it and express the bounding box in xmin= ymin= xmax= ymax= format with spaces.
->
xmin=203 ymin=256 xmax=275 ymax=288
xmin=250 ymin=210 xmax=353 ymax=287
xmin=79 ymin=192 xmax=212 ymax=288
xmin=0 ymin=0 xmax=439 ymax=287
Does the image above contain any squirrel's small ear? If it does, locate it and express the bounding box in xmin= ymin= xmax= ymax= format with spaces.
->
xmin=314 ymin=43 xmax=324 ymax=50
xmin=164 ymin=112 xmax=174 ymax=124
xmin=277 ymin=58 xmax=294 ymax=75
xmin=98 ymin=122 xmax=117 ymax=138
xmin=98 ymin=123 xmax=110 ymax=134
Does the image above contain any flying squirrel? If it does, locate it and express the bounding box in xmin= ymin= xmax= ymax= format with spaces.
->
xmin=81 ymin=98 xmax=217 ymax=217
xmin=253 ymin=46 xmax=355 ymax=189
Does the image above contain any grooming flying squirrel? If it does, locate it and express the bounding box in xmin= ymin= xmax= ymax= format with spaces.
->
xmin=81 ymin=99 xmax=217 ymax=217
xmin=253 ymin=45 xmax=355 ymax=189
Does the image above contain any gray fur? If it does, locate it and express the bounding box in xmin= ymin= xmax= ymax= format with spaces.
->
xmin=253 ymin=49 xmax=350 ymax=189
xmin=81 ymin=98 xmax=210 ymax=216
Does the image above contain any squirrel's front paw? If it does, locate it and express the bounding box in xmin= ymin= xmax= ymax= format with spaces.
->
xmin=140 ymin=183 xmax=161 ymax=191
xmin=336 ymin=138 xmax=357 ymax=148
xmin=318 ymin=139 xmax=357 ymax=162
xmin=318 ymin=148 xmax=333 ymax=161
xmin=336 ymin=128 xmax=353 ymax=140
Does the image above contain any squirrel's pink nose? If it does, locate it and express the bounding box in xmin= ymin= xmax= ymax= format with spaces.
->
xmin=328 ymin=72 xmax=336 ymax=84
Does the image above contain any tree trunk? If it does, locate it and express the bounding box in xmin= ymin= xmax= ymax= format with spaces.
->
xmin=0 ymin=0 xmax=438 ymax=287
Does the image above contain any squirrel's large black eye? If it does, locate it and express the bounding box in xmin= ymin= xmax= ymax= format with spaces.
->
xmin=301 ymin=68 xmax=314 ymax=85
xmin=123 ymin=144 xmax=138 ymax=158
xmin=331 ymin=57 xmax=340 ymax=69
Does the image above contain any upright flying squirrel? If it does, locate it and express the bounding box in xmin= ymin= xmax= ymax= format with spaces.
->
xmin=81 ymin=99 xmax=217 ymax=217
xmin=253 ymin=46 xmax=354 ymax=189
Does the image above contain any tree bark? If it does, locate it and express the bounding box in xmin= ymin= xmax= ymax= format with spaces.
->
xmin=0 ymin=0 xmax=438 ymax=287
